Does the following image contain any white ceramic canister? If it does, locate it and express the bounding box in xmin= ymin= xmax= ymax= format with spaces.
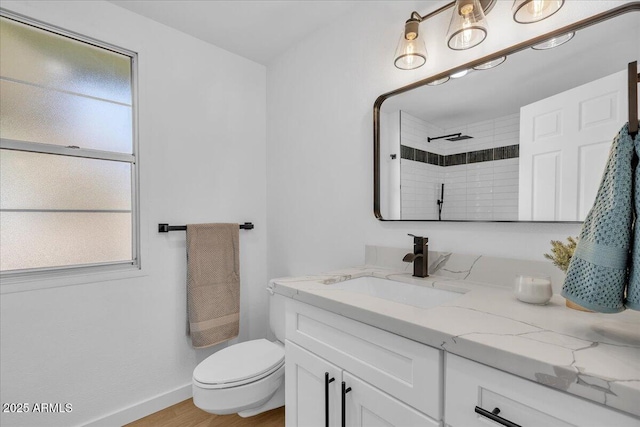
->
xmin=514 ymin=274 xmax=552 ymax=304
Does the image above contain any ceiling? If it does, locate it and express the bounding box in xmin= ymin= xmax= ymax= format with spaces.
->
xmin=109 ymin=0 xmax=367 ymax=65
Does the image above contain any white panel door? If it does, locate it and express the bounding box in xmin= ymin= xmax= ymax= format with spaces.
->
xmin=519 ymin=70 xmax=629 ymax=221
xmin=343 ymin=372 xmax=440 ymax=427
xmin=532 ymin=151 xmax=561 ymax=220
xmin=285 ymin=340 xmax=342 ymax=427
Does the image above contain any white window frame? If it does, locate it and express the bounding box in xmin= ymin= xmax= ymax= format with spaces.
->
xmin=0 ymin=10 xmax=141 ymax=289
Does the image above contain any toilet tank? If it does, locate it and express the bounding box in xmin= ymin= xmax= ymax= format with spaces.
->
xmin=268 ymin=290 xmax=286 ymax=343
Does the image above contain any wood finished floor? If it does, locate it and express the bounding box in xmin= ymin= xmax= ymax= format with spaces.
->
xmin=125 ymin=399 xmax=285 ymax=427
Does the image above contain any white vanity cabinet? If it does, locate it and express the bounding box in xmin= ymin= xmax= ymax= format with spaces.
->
xmin=445 ymin=353 xmax=640 ymax=427
xmin=285 ymin=299 xmax=442 ymax=427
xmin=284 ymin=297 xmax=640 ymax=427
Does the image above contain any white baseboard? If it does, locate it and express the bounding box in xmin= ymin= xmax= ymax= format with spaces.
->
xmin=84 ymin=383 xmax=192 ymax=427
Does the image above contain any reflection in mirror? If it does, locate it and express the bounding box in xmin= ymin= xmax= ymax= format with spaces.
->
xmin=378 ymin=10 xmax=640 ymax=222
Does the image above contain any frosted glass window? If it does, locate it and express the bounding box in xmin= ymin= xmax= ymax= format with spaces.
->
xmin=1 ymin=80 xmax=132 ymax=153
xmin=0 ymin=14 xmax=137 ymax=274
xmin=0 ymin=150 xmax=132 ymax=211
xmin=0 ymin=17 xmax=131 ymax=104
xmin=1 ymin=212 xmax=132 ymax=271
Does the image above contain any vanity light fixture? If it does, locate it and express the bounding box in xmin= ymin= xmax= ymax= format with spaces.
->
xmin=446 ymin=0 xmax=489 ymax=50
xmin=513 ymin=0 xmax=565 ymax=24
xmin=427 ymin=76 xmax=451 ymax=86
xmin=394 ymin=0 xmax=567 ymax=70
xmin=531 ymin=32 xmax=574 ymax=50
xmin=393 ymin=0 xmax=495 ymax=70
xmin=473 ymin=56 xmax=506 ymax=70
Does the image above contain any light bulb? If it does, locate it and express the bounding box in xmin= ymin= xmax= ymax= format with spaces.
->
xmin=461 ymin=16 xmax=473 ymax=46
xmin=529 ymin=0 xmax=546 ymax=18
xmin=404 ymin=45 xmax=417 ymax=68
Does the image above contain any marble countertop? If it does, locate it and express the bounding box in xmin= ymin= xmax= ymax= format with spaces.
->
xmin=270 ymin=266 xmax=640 ymax=417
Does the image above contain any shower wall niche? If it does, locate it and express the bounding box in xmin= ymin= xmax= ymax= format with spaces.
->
xmin=396 ymin=111 xmax=520 ymax=221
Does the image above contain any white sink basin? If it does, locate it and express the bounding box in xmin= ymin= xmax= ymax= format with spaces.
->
xmin=328 ymin=276 xmax=461 ymax=310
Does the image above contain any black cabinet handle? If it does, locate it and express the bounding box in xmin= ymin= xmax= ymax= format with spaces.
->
xmin=325 ymin=372 xmax=335 ymax=427
xmin=475 ymin=406 xmax=522 ymax=427
xmin=341 ymin=381 xmax=352 ymax=427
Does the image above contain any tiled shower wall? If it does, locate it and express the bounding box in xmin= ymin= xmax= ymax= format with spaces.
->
xmin=400 ymin=111 xmax=519 ymax=220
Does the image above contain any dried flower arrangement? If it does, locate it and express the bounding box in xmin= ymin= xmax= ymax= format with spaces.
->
xmin=544 ymin=237 xmax=578 ymax=272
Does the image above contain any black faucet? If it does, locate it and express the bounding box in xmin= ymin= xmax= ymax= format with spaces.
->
xmin=402 ymin=234 xmax=429 ymax=278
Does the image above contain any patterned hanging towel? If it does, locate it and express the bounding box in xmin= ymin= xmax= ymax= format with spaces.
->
xmin=626 ymin=129 xmax=640 ymax=310
xmin=186 ymin=223 xmax=240 ymax=348
xmin=561 ymin=124 xmax=635 ymax=313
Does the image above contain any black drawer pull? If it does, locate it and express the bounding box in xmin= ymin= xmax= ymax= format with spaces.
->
xmin=475 ymin=406 xmax=522 ymax=427
xmin=325 ymin=372 xmax=335 ymax=427
xmin=341 ymin=381 xmax=352 ymax=427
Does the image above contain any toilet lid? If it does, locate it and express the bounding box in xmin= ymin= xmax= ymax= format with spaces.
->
xmin=193 ymin=339 xmax=284 ymax=386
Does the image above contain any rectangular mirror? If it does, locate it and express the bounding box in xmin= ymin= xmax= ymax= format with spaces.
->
xmin=375 ymin=6 xmax=640 ymax=222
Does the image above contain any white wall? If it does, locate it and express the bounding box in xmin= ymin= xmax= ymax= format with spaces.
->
xmin=0 ymin=1 xmax=267 ymax=426
xmin=266 ymin=1 xmax=633 ymax=279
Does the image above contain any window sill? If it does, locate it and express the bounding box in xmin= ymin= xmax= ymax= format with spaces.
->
xmin=0 ymin=264 xmax=147 ymax=294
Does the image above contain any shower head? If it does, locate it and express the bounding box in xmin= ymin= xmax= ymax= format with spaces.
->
xmin=427 ymin=132 xmax=474 ymax=142
xmin=445 ymin=135 xmax=473 ymax=141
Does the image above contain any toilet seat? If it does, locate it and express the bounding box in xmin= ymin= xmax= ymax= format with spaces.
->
xmin=193 ymin=339 xmax=284 ymax=389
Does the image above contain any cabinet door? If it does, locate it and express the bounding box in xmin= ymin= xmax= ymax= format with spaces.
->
xmin=286 ymin=340 xmax=342 ymax=427
xmin=343 ymin=372 xmax=440 ymax=427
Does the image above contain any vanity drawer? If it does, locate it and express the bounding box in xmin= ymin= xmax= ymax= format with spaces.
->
xmin=286 ymin=299 xmax=442 ymax=419
xmin=445 ymin=353 xmax=639 ymax=427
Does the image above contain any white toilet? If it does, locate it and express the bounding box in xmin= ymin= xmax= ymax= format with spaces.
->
xmin=192 ymin=289 xmax=286 ymax=417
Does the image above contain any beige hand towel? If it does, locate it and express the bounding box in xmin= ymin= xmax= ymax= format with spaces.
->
xmin=187 ymin=223 xmax=239 ymax=348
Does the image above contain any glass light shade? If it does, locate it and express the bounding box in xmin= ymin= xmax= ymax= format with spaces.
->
xmin=446 ymin=0 xmax=488 ymax=50
xmin=427 ymin=76 xmax=450 ymax=86
xmin=450 ymin=69 xmax=469 ymax=79
xmin=532 ymin=32 xmax=574 ymax=50
xmin=473 ymin=56 xmax=506 ymax=70
xmin=513 ymin=0 xmax=564 ymax=24
xmin=394 ymin=32 xmax=427 ymax=70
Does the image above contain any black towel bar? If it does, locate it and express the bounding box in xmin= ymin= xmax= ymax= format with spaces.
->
xmin=158 ymin=222 xmax=254 ymax=233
